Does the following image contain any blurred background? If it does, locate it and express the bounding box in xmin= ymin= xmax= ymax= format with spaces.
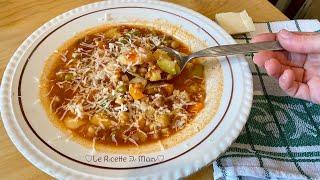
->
xmin=269 ymin=0 xmax=319 ymax=19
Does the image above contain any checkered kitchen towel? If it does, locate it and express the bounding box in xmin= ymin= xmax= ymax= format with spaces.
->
xmin=214 ymin=20 xmax=320 ymax=180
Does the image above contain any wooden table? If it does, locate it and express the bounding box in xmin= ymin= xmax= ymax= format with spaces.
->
xmin=0 ymin=0 xmax=288 ymax=179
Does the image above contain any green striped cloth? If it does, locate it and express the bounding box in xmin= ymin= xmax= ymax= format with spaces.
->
xmin=214 ymin=20 xmax=320 ymax=179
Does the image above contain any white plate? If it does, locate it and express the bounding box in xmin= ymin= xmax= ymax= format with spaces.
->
xmin=0 ymin=0 xmax=252 ymax=179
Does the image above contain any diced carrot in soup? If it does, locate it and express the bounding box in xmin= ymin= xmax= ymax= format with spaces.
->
xmin=127 ymin=50 xmax=138 ymax=63
xmin=187 ymin=102 xmax=204 ymax=113
xmin=129 ymin=83 xmax=145 ymax=100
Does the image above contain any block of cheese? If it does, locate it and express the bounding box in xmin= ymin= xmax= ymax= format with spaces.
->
xmin=215 ymin=10 xmax=255 ymax=35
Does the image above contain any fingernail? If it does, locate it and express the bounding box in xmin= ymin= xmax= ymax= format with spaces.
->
xmin=279 ymin=29 xmax=291 ymax=39
xmin=281 ymin=72 xmax=288 ymax=81
xmin=264 ymin=59 xmax=271 ymax=68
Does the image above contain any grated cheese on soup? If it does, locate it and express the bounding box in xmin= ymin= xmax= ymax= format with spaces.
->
xmin=44 ymin=25 xmax=206 ymax=146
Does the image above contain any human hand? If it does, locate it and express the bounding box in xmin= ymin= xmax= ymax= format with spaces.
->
xmin=252 ymin=29 xmax=320 ymax=104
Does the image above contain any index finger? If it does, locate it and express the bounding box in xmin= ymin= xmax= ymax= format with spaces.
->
xmin=251 ymin=33 xmax=276 ymax=43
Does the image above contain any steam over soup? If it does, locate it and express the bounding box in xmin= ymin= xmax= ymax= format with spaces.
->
xmin=40 ymin=25 xmax=206 ymax=147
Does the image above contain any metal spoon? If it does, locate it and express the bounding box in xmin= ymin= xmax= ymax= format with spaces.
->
xmin=162 ymin=41 xmax=283 ymax=71
xmin=128 ymin=41 xmax=283 ymax=80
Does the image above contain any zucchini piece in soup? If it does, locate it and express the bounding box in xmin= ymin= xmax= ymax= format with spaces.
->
xmin=157 ymin=58 xmax=180 ymax=75
xmin=154 ymin=49 xmax=180 ymax=75
xmin=191 ymin=63 xmax=204 ymax=78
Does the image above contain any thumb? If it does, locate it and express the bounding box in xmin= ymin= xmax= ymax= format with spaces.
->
xmin=277 ymin=29 xmax=320 ymax=53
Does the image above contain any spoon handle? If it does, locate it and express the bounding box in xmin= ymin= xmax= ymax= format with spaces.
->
xmin=190 ymin=41 xmax=283 ymax=58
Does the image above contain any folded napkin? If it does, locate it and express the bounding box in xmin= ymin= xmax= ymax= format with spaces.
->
xmin=214 ymin=19 xmax=320 ymax=180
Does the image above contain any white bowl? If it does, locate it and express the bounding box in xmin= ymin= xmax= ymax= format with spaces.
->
xmin=0 ymin=0 xmax=252 ymax=179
